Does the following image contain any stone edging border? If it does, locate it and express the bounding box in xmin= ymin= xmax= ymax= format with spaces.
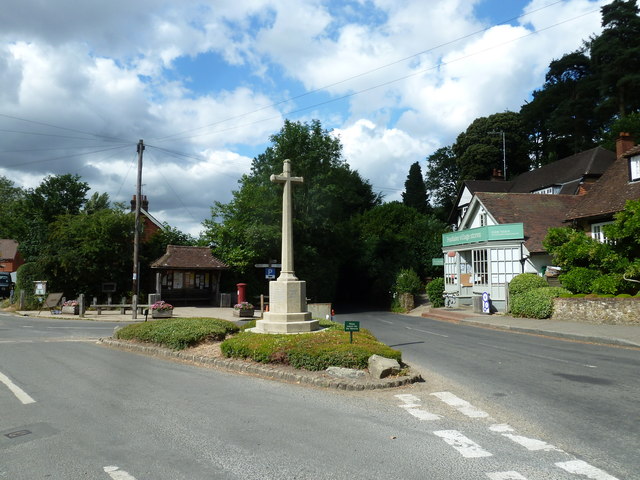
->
xmin=98 ymin=338 xmax=423 ymax=391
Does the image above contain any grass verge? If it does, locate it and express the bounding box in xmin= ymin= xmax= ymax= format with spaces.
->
xmin=114 ymin=317 xmax=239 ymax=350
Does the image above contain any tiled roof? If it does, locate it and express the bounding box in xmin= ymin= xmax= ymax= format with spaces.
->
xmin=567 ymin=151 xmax=640 ymax=221
xmin=150 ymin=245 xmax=228 ymax=270
xmin=476 ymin=193 xmax=582 ymax=253
xmin=0 ymin=239 xmax=19 ymax=260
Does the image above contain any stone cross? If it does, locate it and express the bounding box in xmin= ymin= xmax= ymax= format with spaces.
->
xmin=270 ymin=159 xmax=303 ymax=281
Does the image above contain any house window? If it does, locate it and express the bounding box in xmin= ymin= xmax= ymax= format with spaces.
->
xmin=479 ymin=209 xmax=488 ymax=227
xmin=472 ymin=249 xmax=488 ymax=285
xmin=490 ymin=248 xmax=521 ymax=284
xmin=591 ymin=221 xmax=613 ymax=243
xmin=533 ymin=185 xmax=561 ymax=194
xmin=630 ymin=155 xmax=640 ymax=182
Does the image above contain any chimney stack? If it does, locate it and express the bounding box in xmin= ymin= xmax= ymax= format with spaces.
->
xmin=616 ymin=132 xmax=635 ymax=158
xmin=491 ymin=168 xmax=504 ymax=181
xmin=130 ymin=195 xmax=149 ymax=212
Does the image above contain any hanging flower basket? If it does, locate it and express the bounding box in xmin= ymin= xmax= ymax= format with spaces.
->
xmin=150 ymin=300 xmax=173 ymax=319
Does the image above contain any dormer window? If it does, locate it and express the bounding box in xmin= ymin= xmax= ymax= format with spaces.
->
xmin=630 ymin=155 xmax=640 ymax=182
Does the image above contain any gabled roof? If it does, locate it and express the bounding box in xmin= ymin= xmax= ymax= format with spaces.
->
xmin=150 ymin=245 xmax=228 ymax=270
xmin=567 ymin=147 xmax=640 ymax=221
xmin=476 ymin=193 xmax=582 ymax=253
xmin=508 ymin=146 xmax=614 ymax=193
xmin=0 ymin=239 xmax=19 ymax=261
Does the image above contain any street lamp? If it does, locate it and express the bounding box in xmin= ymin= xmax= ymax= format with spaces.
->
xmin=489 ymin=131 xmax=506 ymax=179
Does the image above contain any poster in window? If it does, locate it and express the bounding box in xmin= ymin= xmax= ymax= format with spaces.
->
xmin=173 ymin=272 xmax=183 ymax=289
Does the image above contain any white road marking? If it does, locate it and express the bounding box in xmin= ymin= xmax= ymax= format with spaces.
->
xmin=555 ymin=460 xmax=620 ymax=480
xmin=476 ymin=342 xmax=597 ymax=368
xmin=431 ymin=391 xmax=489 ymax=418
xmin=489 ymin=424 xmax=514 ymax=433
xmin=104 ymin=466 xmax=137 ymax=480
xmin=0 ymin=371 xmax=36 ymax=404
xmin=501 ymin=433 xmax=563 ymax=452
xmin=486 ymin=472 xmax=527 ymax=480
xmin=394 ymin=394 xmax=421 ymax=404
xmin=394 ymin=394 xmax=441 ymax=420
xmin=405 ymin=326 xmax=449 ymax=337
xmin=21 ymin=325 xmax=34 ymax=328
xmin=406 ymin=408 xmax=441 ymax=421
xmin=378 ymin=319 xmax=394 ymax=325
xmin=433 ymin=430 xmax=493 ymax=458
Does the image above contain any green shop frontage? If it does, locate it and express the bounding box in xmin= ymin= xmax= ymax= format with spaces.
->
xmin=441 ymin=223 xmax=526 ymax=312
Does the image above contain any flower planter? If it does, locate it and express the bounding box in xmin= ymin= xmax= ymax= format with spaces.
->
xmin=233 ymin=309 xmax=255 ymax=318
xmin=151 ymin=309 xmax=173 ymax=319
xmin=61 ymin=305 xmax=79 ymax=315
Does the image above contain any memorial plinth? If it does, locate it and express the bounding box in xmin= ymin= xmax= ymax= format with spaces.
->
xmin=254 ymin=159 xmax=319 ymax=334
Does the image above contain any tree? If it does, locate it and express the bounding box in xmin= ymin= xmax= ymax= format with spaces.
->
xmin=0 ymin=176 xmax=27 ymax=240
xmin=84 ymin=192 xmax=111 ymax=214
xmin=202 ymin=119 xmax=380 ymax=301
xmin=355 ymin=202 xmax=445 ymax=303
xmin=590 ymin=0 xmax=640 ymax=118
xmin=402 ymin=162 xmax=430 ymax=213
xmin=424 ymin=146 xmax=459 ymax=221
xmin=38 ymin=208 xmax=135 ymax=297
xmin=453 ymin=111 xmax=530 ymax=181
xmin=521 ymin=51 xmax=602 ymax=164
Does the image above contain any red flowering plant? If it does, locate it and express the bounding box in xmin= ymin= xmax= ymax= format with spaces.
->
xmin=150 ymin=300 xmax=173 ymax=311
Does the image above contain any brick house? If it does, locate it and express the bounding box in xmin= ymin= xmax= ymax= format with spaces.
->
xmin=0 ymin=239 xmax=24 ymax=273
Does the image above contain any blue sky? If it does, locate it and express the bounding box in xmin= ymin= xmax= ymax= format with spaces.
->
xmin=0 ymin=0 xmax=608 ymax=235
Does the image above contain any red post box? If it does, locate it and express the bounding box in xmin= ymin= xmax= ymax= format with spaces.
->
xmin=236 ymin=283 xmax=247 ymax=304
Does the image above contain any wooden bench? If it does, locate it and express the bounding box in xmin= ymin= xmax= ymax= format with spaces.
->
xmin=91 ymin=304 xmax=149 ymax=315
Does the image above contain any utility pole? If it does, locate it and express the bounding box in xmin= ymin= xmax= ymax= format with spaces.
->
xmin=132 ymin=139 xmax=144 ymax=320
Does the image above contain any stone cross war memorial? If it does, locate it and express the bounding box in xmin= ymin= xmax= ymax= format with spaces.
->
xmin=254 ymin=159 xmax=320 ymax=334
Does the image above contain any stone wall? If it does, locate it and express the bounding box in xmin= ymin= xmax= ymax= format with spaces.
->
xmin=552 ymin=297 xmax=640 ymax=325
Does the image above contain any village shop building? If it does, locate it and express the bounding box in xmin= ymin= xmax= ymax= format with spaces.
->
xmin=442 ymin=193 xmax=581 ymax=312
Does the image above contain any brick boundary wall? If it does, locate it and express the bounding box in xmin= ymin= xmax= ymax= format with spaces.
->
xmin=552 ymin=297 xmax=640 ymax=325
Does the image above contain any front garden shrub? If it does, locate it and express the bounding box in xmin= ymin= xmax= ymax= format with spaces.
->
xmin=393 ymin=268 xmax=422 ymax=295
xmin=426 ymin=278 xmax=445 ymax=307
xmin=558 ymin=267 xmax=599 ymax=294
xmin=510 ymin=287 xmax=571 ymax=319
xmin=591 ymin=273 xmax=625 ymax=295
xmin=508 ymin=273 xmax=548 ymax=297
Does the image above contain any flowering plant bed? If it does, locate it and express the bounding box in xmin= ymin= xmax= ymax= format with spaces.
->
xmin=233 ymin=301 xmax=255 ymax=317
xmin=61 ymin=300 xmax=79 ymax=315
xmin=151 ymin=300 xmax=173 ymax=318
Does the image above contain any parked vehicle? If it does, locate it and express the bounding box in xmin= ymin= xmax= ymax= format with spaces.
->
xmin=0 ymin=272 xmax=11 ymax=298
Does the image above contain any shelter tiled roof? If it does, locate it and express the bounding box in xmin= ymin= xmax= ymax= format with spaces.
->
xmin=150 ymin=245 xmax=228 ymax=270
xmin=476 ymin=193 xmax=582 ymax=253
xmin=567 ymin=149 xmax=640 ymax=221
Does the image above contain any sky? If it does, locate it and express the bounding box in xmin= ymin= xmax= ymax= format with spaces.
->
xmin=0 ymin=0 xmax=609 ymax=236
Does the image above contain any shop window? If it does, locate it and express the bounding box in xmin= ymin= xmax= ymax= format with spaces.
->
xmin=490 ymin=247 xmax=521 ymax=284
xmin=472 ymin=249 xmax=488 ymax=285
xmin=445 ymin=252 xmax=457 ymax=286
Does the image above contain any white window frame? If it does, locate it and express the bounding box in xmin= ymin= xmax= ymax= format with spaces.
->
xmin=472 ymin=249 xmax=488 ymax=285
xmin=591 ymin=221 xmax=613 ymax=243
xmin=490 ymin=247 xmax=521 ymax=285
xmin=630 ymin=155 xmax=640 ymax=182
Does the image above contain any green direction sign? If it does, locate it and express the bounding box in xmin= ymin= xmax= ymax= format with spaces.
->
xmin=344 ymin=321 xmax=360 ymax=332
xmin=442 ymin=223 xmax=524 ymax=247
xmin=432 ymin=258 xmax=444 ymax=266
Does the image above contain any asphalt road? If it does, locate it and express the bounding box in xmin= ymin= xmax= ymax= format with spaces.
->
xmin=0 ymin=312 xmax=636 ymax=479
xmin=339 ymin=309 xmax=640 ymax=480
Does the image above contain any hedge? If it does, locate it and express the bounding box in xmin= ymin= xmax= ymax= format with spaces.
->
xmin=426 ymin=278 xmax=445 ymax=307
xmin=510 ymin=287 xmax=571 ymax=319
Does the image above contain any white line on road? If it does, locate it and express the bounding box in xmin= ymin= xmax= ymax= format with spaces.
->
xmin=489 ymin=424 xmax=514 ymax=433
xmin=394 ymin=394 xmax=442 ymax=420
xmin=501 ymin=433 xmax=563 ymax=452
xmin=104 ymin=466 xmax=138 ymax=480
xmin=431 ymin=391 xmax=489 ymax=418
xmin=486 ymin=472 xmax=527 ymax=480
xmin=405 ymin=326 xmax=449 ymax=337
xmin=433 ymin=430 xmax=493 ymax=458
xmin=476 ymin=342 xmax=597 ymax=368
xmin=378 ymin=319 xmax=394 ymax=325
xmin=394 ymin=394 xmax=421 ymax=404
xmin=0 ymin=371 xmax=36 ymax=404
xmin=555 ymin=460 xmax=620 ymax=480
xmin=405 ymin=408 xmax=442 ymax=421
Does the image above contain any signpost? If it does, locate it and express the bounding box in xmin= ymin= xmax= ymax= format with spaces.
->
xmin=344 ymin=320 xmax=360 ymax=344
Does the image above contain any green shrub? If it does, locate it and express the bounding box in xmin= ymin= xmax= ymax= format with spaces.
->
xmin=115 ymin=317 xmax=239 ymax=350
xmin=393 ymin=268 xmax=422 ymax=295
xmin=508 ymin=273 xmax=548 ymax=297
xmin=558 ymin=267 xmax=599 ymax=294
xmin=426 ymin=278 xmax=445 ymax=307
xmin=221 ymin=327 xmax=401 ymax=371
xmin=591 ymin=273 xmax=625 ymax=295
xmin=16 ymin=262 xmax=48 ymax=309
xmin=510 ymin=287 xmax=571 ymax=319
xmin=616 ymin=293 xmax=633 ymax=298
